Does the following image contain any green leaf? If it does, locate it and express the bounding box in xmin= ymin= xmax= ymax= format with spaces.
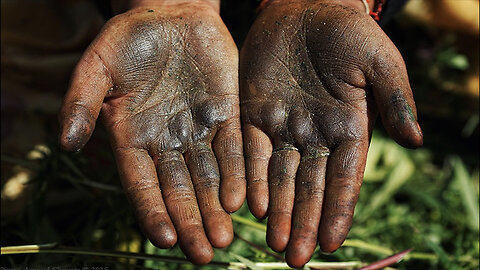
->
xmin=364 ymin=137 xmax=388 ymax=182
xmin=452 ymin=157 xmax=479 ymax=231
xmin=426 ymin=238 xmax=453 ymax=269
xmin=447 ymin=55 xmax=469 ymax=70
xmin=359 ymin=154 xmax=415 ymax=221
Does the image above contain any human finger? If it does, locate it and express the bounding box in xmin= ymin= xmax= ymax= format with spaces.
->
xmin=59 ymin=45 xmax=112 ymax=151
xmin=285 ymin=146 xmax=328 ymax=268
xmin=185 ymin=142 xmax=233 ymax=248
xmin=213 ymin=118 xmax=246 ymax=213
xmin=115 ymin=147 xmax=177 ymax=248
xmin=266 ymin=144 xmax=300 ymax=252
xmin=243 ymin=124 xmax=272 ymax=219
xmin=156 ymin=150 xmax=214 ymax=265
xmin=318 ymin=140 xmax=368 ymax=253
xmin=366 ymin=38 xmax=423 ymax=148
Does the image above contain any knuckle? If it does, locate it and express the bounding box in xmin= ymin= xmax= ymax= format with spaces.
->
xmin=130 ymin=193 xmax=164 ymax=217
xmin=188 ymin=149 xmax=221 ymax=182
xmin=214 ymin=129 xmax=242 ymax=154
xmin=194 ymin=177 xmax=220 ymax=192
xmin=245 ymin=135 xmax=271 ymax=157
xmin=140 ymin=204 xmax=168 ymax=220
xmin=162 ymin=188 xmax=191 ymax=202
xmin=324 ymin=196 xmax=357 ymax=212
xmin=298 ymin=181 xmax=324 ymax=198
xmin=174 ymin=203 xmax=202 ymax=225
xmin=219 ymin=157 xmax=244 ymax=177
xmin=125 ymin=179 xmax=159 ymax=195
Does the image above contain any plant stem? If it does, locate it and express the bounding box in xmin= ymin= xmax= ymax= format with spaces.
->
xmin=244 ymin=261 xmax=362 ymax=269
xmin=1 ymin=243 xmax=228 ymax=267
xmin=1 ymin=243 xmax=365 ymax=269
xmin=358 ymin=248 xmax=412 ymax=270
xmin=228 ymin=217 xmax=468 ymax=264
xmin=231 ymin=214 xmax=267 ymax=231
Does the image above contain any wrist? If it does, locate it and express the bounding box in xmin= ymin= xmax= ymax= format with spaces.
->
xmin=128 ymin=0 xmax=220 ymax=14
xmin=334 ymin=0 xmax=375 ymax=12
xmin=259 ymin=0 xmax=382 ymax=20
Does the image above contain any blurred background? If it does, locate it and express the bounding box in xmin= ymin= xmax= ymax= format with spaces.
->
xmin=1 ymin=0 xmax=478 ymax=269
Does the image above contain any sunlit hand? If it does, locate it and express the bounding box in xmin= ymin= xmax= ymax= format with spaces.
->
xmin=59 ymin=0 xmax=245 ymax=264
xmin=240 ymin=0 xmax=423 ymax=267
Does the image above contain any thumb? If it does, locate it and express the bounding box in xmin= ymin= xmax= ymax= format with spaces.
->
xmin=365 ymin=39 xmax=423 ymax=149
xmin=59 ymin=45 xmax=112 ymax=151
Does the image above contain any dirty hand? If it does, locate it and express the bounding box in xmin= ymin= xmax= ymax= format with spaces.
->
xmin=59 ymin=0 xmax=245 ymax=264
xmin=240 ymin=0 xmax=423 ymax=267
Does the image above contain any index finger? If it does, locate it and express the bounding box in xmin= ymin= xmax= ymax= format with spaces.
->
xmin=318 ymin=140 xmax=368 ymax=252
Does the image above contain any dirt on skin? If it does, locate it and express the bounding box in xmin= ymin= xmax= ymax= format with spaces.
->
xmin=240 ymin=0 xmax=422 ymax=267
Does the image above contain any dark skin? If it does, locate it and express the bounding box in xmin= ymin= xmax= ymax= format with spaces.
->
xmin=59 ymin=0 xmax=245 ymax=265
xmin=240 ymin=0 xmax=423 ymax=267
xmin=61 ymin=0 xmax=422 ymax=267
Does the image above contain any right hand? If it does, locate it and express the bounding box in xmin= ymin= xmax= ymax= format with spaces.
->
xmin=240 ymin=0 xmax=422 ymax=267
xmin=59 ymin=0 xmax=245 ymax=264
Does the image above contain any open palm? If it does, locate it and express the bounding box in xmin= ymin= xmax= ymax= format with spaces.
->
xmin=240 ymin=0 xmax=423 ymax=267
xmin=60 ymin=1 xmax=244 ymax=264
